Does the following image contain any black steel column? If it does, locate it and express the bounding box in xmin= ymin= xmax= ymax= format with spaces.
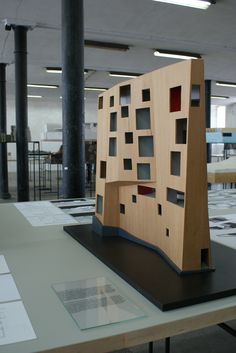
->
xmin=61 ymin=0 xmax=85 ymax=198
xmin=14 ymin=26 xmax=29 ymax=201
xmin=205 ymin=80 xmax=212 ymax=163
xmin=0 ymin=63 xmax=11 ymax=199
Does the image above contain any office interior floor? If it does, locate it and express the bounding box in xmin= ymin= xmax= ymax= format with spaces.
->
xmin=0 ymin=171 xmax=95 ymax=203
xmin=1 ymin=174 xmax=236 ymax=352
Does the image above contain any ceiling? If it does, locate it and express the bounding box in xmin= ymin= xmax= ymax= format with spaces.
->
xmin=0 ymin=0 xmax=236 ymax=106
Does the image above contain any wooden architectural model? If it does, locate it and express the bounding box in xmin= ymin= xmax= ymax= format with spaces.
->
xmin=93 ymin=59 xmax=213 ymax=273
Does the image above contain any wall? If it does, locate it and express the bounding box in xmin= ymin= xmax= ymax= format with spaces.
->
xmin=226 ymin=103 xmax=236 ymax=127
xmin=6 ymin=96 xmax=98 ymax=171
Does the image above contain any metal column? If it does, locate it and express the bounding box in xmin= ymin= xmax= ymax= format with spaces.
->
xmin=205 ymin=80 xmax=211 ymax=163
xmin=61 ymin=0 xmax=85 ymax=198
xmin=14 ymin=26 xmax=29 ymax=201
xmin=0 ymin=63 xmax=11 ymax=199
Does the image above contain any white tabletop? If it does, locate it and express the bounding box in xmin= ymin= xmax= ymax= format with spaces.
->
xmin=0 ymin=202 xmax=236 ymax=353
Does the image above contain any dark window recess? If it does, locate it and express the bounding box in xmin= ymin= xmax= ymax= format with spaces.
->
xmin=96 ymin=194 xmax=103 ymax=214
xmin=191 ymin=85 xmax=200 ymax=107
xmin=125 ymin=132 xmax=133 ymax=144
xmin=136 ymin=108 xmax=151 ymax=129
xmin=142 ymin=89 xmax=150 ymax=102
xmin=100 ymin=161 xmax=107 ymax=178
xmin=167 ymin=188 xmax=185 ymax=208
xmin=110 ymin=112 xmax=117 ymax=131
xmin=98 ymin=96 xmax=103 ymax=110
xmin=132 ymin=195 xmax=137 ymax=203
xmin=176 ymin=118 xmax=187 ymax=144
xmin=120 ymin=204 xmax=125 ymax=214
xmin=223 ymin=133 xmax=232 ymax=137
xmin=170 ymin=86 xmax=181 ymax=112
xmin=171 ymin=151 xmax=181 ymax=176
xmin=110 ymin=96 xmax=114 ymax=107
xmin=138 ymin=136 xmax=154 ymax=157
xmin=138 ymin=185 xmax=156 ymax=198
xmin=158 ymin=204 xmax=162 ymax=215
xmin=137 ymin=163 xmax=151 ymax=180
xmin=121 ymin=106 xmax=129 ymax=118
xmin=123 ymin=158 xmax=132 ymax=170
xmin=109 ymin=137 xmax=117 ymax=156
xmin=120 ymin=84 xmax=131 ymax=105
xmin=201 ymin=248 xmax=209 ymax=268
xmin=166 ymin=228 xmax=169 ymax=237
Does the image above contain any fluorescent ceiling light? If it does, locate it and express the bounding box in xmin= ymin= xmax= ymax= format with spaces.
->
xmin=27 ymin=95 xmax=43 ymax=98
xmin=45 ymin=67 xmax=88 ymax=74
xmin=109 ymin=71 xmax=140 ymax=78
xmin=85 ymin=87 xmax=107 ymax=92
xmin=152 ymin=0 xmax=215 ymax=10
xmin=84 ymin=40 xmax=129 ymax=51
xmin=211 ymin=95 xmax=229 ymax=100
xmin=27 ymin=83 xmax=59 ymax=89
xmin=154 ymin=49 xmax=201 ymax=60
xmin=216 ymin=81 xmax=236 ymax=88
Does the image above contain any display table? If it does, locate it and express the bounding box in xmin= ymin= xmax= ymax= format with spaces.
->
xmin=207 ymin=156 xmax=236 ymax=184
xmin=0 ymin=202 xmax=236 ymax=353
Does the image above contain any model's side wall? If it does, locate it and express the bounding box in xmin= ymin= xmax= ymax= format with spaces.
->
xmin=95 ymin=59 xmax=211 ymax=272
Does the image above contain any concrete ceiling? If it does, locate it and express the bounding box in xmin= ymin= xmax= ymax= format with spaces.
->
xmin=0 ymin=0 xmax=236 ymax=106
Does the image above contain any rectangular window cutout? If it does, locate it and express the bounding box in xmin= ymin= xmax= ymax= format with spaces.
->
xmin=136 ymin=108 xmax=151 ymax=130
xmin=138 ymin=185 xmax=155 ymax=198
xmin=201 ymin=248 xmax=209 ymax=268
xmin=158 ymin=204 xmax=162 ymax=215
xmin=132 ymin=195 xmax=137 ymax=203
xmin=121 ymin=106 xmax=129 ymax=118
xmin=170 ymin=86 xmax=181 ymax=112
xmin=123 ymin=158 xmax=132 ymax=170
xmin=171 ymin=151 xmax=181 ymax=176
xmin=96 ymin=194 xmax=103 ymax=214
xmin=120 ymin=85 xmax=131 ymax=105
xmin=166 ymin=228 xmax=169 ymax=237
xmin=223 ymin=133 xmax=232 ymax=137
xmin=167 ymin=188 xmax=185 ymax=208
xmin=142 ymin=89 xmax=150 ymax=102
xmin=125 ymin=132 xmax=133 ymax=144
xmin=120 ymin=204 xmax=125 ymax=214
xmin=110 ymin=96 xmax=114 ymax=107
xmin=98 ymin=96 xmax=103 ymax=110
xmin=110 ymin=112 xmax=117 ymax=131
xmin=100 ymin=161 xmax=106 ymax=179
xmin=137 ymin=163 xmax=151 ymax=180
xmin=191 ymin=85 xmax=200 ymax=107
xmin=138 ymin=136 xmax=154 ymax=157
xmin=176 ymin=118 xmax=187 ymax=144
xmin=109 ymin=137 xmax=117 ymax=156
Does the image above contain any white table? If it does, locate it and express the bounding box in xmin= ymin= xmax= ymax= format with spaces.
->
xmin=0 ymin=202 xmax=236 ymax=353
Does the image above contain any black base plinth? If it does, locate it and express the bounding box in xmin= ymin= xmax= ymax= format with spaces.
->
xmin=64 ymin=224 xmax=236 ymax=311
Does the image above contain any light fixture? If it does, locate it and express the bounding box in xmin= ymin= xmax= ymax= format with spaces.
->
xmin=216 ymin=81 xmax=236 ymax=88
xmin=27 ymin=95 xmax=43 ymax=99
xmin=109 ymin=71 xmax=141 ymax=78
xmin=154 ymin=49 xmax=201 ymax=60
xmin=84 ymin=87 xmax=107 ymax=92
xmin=84 ymin=40 xmax=129 ymax=51
xmin=27 ymin=83 xmax=59 ymax=89
xmin=45 ymin=67 xmax=88 ymax=74
xmin=152 ymin=0 xmax=215 ymax=10
xmin=211 ymin=95 xmax=229 ymax=100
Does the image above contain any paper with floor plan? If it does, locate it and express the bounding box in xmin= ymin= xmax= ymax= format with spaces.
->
xmin=53 ymin=276 xmax=145 ymax=330
xmin=14 ymin=201 xmax=78 ymax=226
xmin=0 ymin=301 xmax=36 ymax=345
xmin=0 ymin=274 xmax=21 ymax=303
xmin=0 ymin=256 xmax=10 ymax=275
